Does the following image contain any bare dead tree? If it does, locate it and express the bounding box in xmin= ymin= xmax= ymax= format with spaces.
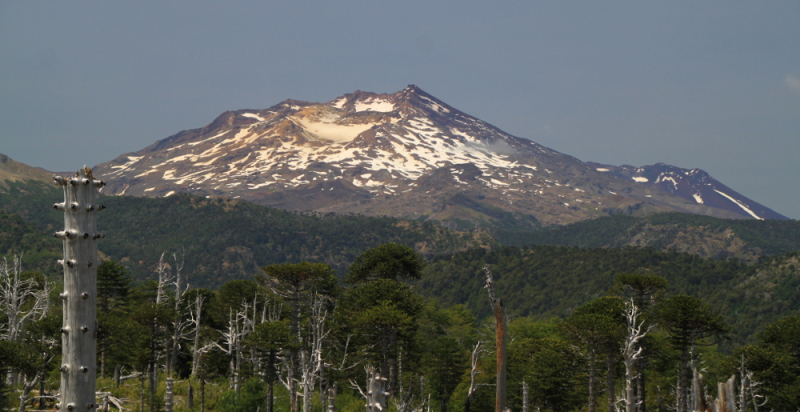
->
xmin=621 ymin=299 xmax=651 ymax=412
xmin=484 ymin=266 xmax=507 ymax=412
xmin=53 ymin=168 xmax=105 ymax=412
xmin=299 ymin=295 xmax=331 ymax=412
xmin=736 ymin=354 xmax=767 ymax=412
xmin=350 ymin=366 xmax=387 ymax=412
xmin=168 ymin=248 xmax=190 ymax=377
xmin=155 ymin=253 xmax=173 ymax=306
xmin=17 ymin=357 xmax=53 ymax=412
xmin=465 ymin=341 xmax=489 ymax=412
xmin=214 ymin=302 xmax=255 ymax=395
xmin=164 ymin=378 xmax=174 ymax=412
xmin=522 ymin=379 xmax=529 ymax=412
xmin=0 ymin=255 xmax=50 ymax=343
xmin=189 ymin=294 xmax=216 ymax=377
xmin=148 ymin=252 xmax=173 ymax=409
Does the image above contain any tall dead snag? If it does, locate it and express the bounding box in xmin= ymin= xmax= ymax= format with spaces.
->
xmin=483 ymin=266 xmax=507 ymax=412
xmin=690 ymin=366 xmax=709 ymax=412
xmin=621 ymin=299 xmax=651 ymax=412
xmin=465 ymin=341 xmax=487 ymax=412
xmin=168 ymin=249 xmax=189 ymax=377
xmin=53 ymin=167 xmax=105 ymax=412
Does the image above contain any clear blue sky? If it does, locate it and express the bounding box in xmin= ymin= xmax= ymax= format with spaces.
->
xmin=1 ymin=2 xmax=798 ymax=218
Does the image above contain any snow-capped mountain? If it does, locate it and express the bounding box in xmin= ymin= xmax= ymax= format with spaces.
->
xmin=93 ymin=85 xmax=787 ymax=227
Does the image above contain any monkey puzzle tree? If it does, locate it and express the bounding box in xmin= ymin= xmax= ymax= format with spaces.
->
xmin=97 ymin=259 xmax=130 ymax=377
xmin=97 ymin=260 xmax=130 ymax=314
xmin=337 ymin=278 xmax=424 ymax=398
xmin=425 ymin=335 xmax=467 ymax=412
xmin=345 ymin=242 xmax=425 ymax=284
xmin=258 ymin=262 xmax=337 ymax=412
xmin=653 ymin=295 xmax=730 ymax=412
xmin=561 ymin=297 xmax=626 ymax=412
xmin=245 ymin=319 xmax=292 ymax=412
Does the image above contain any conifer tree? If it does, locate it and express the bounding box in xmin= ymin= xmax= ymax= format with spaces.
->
xmin=654 ymin=295 xmax=730 ymax=412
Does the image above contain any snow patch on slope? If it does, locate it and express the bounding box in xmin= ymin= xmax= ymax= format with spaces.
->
xmin=713 ymin=190 xmax=762 ymax=220
xmin=355 ymin=99 xmax=395 ymax=113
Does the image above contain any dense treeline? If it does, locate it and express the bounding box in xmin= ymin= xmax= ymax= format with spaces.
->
xmin=4 ymin=179 xmax=800 ymax=286
xmin=0 ymin=181 xmax=494 ymax=288
xmin=0 ymin=211 xmax=60 ymax=276
xmin=94 ymin=195 xmax=493 ymax=288
xmin=2 ymin=243 xmax=799 ymax=412
xmin=419 ymin=245 xmax=800 ymax=348
xmin=4 ymin=196 xmax=799 ymax=348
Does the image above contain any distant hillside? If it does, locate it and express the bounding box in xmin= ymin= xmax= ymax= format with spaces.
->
xmin=1 ymin=185 xmax=495 ymax=287
xmin=0 ymin=153 xmax=54 ymax=188
xmin=496 ymin=213 xmax=800 ymax=261
xmin=0 ymin=210 xmax=61 ymax=276
xmin=418 ymin=245 xmax=800 ymax=347
xmin=2 ymin=168 xmax=799 ymax=299
xmin=0 ymin=179 xmax=63 ymax=232
xmin=94 ymin=194 xmax=496 ymax=287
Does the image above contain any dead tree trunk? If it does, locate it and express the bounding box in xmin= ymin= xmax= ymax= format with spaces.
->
xmin=691 ymin=366 xmax=709 ymax=412
xmin=522 ymin=380 xmax=529 ymax=412
xmin=17 ymin=372 xmax=43 ymax=412
xmin=607 ymin=347 xmax=616 ymax=412
xmin=190 ymin=295 xmax=205 ymax=376
xmin=169 ymin=249 xmax=188 ymax=377
xmin=714 ymin=376 xmax=736 ymax=412
xmin=622 ymin=300 xmax=650 ymax=412
xmin=465 ymin=341 xmax=486 ymax=412
xmin=54 ymin=168 xmax=105 ymax=412
xmin=164 ymin=378 xmax=174 ymax=412
xmin=367 ymin=367 xmax=387 ymax=412
xmin=327 ymin=382 xmax=336 ymax=412
xmin=483 ymin=266 xmax=506 ymax=412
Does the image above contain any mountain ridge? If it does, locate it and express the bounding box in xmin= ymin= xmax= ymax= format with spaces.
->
xmin=3 ymin=85 xmax=788 ymax=227
xmin=91 ymin=85 xmax=786 ymax=226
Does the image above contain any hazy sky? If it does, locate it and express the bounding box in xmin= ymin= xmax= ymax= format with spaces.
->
xmin=1 ymin=2 xmax=798 ymax=218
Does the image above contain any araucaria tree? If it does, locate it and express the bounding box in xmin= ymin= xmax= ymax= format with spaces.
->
xmin=258 ymin=262 xmax=337 ymax=412
xmin=562 ymin=297 xmax=625 ymax=412
xmin=345 ymin=242 xmax=425 ymax=284
xmin=343 ymin=243 xmax=427 ymax=399
xmin=337 ymin=279 xmax=424 ymax=401
xmin=653 ymin=295 xmax=730 ymax=412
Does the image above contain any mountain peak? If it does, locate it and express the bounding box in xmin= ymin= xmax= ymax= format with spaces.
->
xmin=92 ymin=88 xmax=787 ymax=226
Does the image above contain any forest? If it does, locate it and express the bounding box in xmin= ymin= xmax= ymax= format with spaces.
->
xmin=1 ymin=241 xmax=799 ymax=412
xmin=1 ymin=181 xmax=800 ymax=411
